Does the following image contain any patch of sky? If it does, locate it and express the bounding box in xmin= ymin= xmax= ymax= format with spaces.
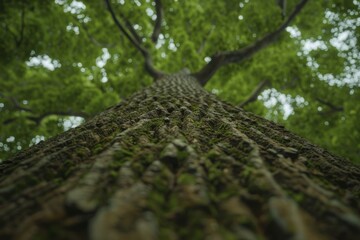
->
xmin=211 ymin=88 xmax=220 ymax=95
xmin=259 ymin=88 xmax=308 ymax=120
xmin=204 ymin=56 xmax=211 ymax=63
xmin=146 ymin=8 xmax=155 ymax=19
xmin=62 ymin=117 xmax=84 ymax=131
xmin=286 ymin=9 xmax=360 ymax=88
xmin=96 ymin=48 xmax=111 ymax=68
xmin=30 ymin=135 xmax=45 ymax=146
xmin=6 ymin=136 xmax=15 ymax=143
xmin=101 ymin=68 xmax=108 ymax=83
xmin=55 ymin=0 xmax=91 ymax=23
xmin=133 ymin=0 xmax=141 ymax=7
xmin=72 ymin=62 xmax=86 ymax=73
xmin=0 ymin=142 xmax=10 ymax=152
xmin=66 ymin=23 xmax=80 ymax=35
xmin=156 ymin=34 xmax=166 ymax=49
xmin=168 ymin=38 xmax=178 ymax=51
xmin=26 ymin=54 xmax=61 ymax=71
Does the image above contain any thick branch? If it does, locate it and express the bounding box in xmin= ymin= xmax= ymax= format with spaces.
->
xmin=104 ymin=0 xmax=164 ymax=79
xmin=239 ymin=80 xmax=271 ymax=108
xmin=193 ymin=0 xmax=308 ymax=86
xmin=3 ymin=111 xmax=90 ymax=126
xmin=28 ymin=111 xmax=89 ymax=126
xmin=151 ymin=0 xmax=163 ymax=43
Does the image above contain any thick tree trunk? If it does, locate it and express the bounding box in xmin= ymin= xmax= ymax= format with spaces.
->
xmin=1 ymin=73 xmax=359 ymax=240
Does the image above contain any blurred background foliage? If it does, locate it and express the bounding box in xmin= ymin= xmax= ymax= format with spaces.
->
xmin=0 ymin=0 xmax=359 ymax=163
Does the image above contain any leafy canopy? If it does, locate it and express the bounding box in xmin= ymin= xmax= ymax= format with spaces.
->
xmin=0 ymin=0 xmax=359 ymax=163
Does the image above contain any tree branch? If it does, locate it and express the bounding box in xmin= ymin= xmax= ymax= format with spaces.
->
xmin=80 ymin=22 xmax=116 ymax=48
xmin=197 ymin=25 xmax=215 ymax=54
xmin=28 ymin=111 xmax=89 ymax=126
xmin=315 ymin=98 xmax=344 ymax=112
xmin=277 ymin=0 xmax=287 ymax=19
xmin=4 ymin=8 xmax=26 ymax=47
xmin=193 ymin=0 xmax=308 ymax=86
xmin=114 ymin=10 xmax=143 ymax=44
xmin=0 ymin=93 xmax=32 ymax=112
xmin=1 ymin=93 xmax=90 ymax=125
xmin=16 ymin=8 xmax=25 ymax=47
xmin=239 ymin=80 xmax=271 ymax=108
xmin=151 ymin=0 xmax=163 ymax=43
xmin=104 ymin=0 xmax=164 ymax=79
xmin=121 ymin=15 xmax=143 ymax=44
xmin=3 ymin=111 xmax=90 ymax=126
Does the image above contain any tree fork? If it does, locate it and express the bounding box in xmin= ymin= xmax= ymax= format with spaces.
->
xmin=0 ymin=74 xmax=359 ymax=239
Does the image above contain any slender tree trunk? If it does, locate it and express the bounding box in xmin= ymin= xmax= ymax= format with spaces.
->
xmin=1 ymin=73 xmax=359 ymax=240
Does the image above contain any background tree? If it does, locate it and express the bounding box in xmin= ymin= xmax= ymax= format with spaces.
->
xmin=0 ymin=0 xmax=360 ymax=238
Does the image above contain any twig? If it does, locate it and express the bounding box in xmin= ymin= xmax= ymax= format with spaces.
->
xmin=16 ymin=8 xmax=25 ymax=47
xmin=151 ymin=0 xmax=163 ymax=43
xmin=239 ymin=80 xmax=271 ymax=108
xmin=197 ymin=25 xmax=215 ymax=54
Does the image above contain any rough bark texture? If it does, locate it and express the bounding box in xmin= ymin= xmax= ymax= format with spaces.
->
xmin=1 ymin=74 xmax=360 ymax=240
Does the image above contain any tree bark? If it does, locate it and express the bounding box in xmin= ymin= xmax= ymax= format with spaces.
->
xmin=0 ymin=74 xmax=359 ymax=240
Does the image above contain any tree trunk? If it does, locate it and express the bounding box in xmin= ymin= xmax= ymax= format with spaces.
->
xmin=1 ymin=73 xmax=359 ymax=240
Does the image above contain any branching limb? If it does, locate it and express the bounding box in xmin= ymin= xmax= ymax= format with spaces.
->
xmin=151 ymin=0 xmax=163 ymax=43
xmin=105 ymin=0 xmax=144 ymax=54
xmin=104 ymin=0 xmax=164 ymax=79
xmin=239 ymin=80 xmax=271 ymax=108
xmin=193 ymin=0 xmax=308 ymax=86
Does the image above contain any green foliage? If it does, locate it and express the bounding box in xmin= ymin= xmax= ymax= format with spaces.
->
xmin=0 ymin=0 xmax=359 ymax=163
